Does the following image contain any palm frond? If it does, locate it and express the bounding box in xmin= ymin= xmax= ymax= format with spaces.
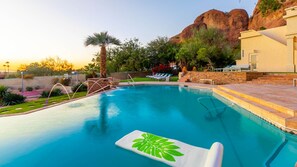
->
xmin=108 ymin=36 xmax=121 ymax=45
xmin=132 ymin=133 xmax=184 ymax=162
xmin=84 ymin=36 xmax=98 ymax=46
xmin=85 ymin=31 xmax=121 ymax=47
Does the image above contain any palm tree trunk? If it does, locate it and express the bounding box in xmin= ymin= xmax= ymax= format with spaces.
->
xmin=100 ymin=45 xmax=107 ymax=78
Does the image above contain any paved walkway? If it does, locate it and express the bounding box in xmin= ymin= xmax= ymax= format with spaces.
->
xmin=222 ymin=84 xmax=297 ymax=111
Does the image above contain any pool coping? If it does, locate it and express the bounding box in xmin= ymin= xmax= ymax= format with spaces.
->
xmin=118 ymin=81 xmax=215 ymax=90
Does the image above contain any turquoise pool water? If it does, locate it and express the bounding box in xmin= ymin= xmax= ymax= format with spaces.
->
xmin=0 ymin=85 xmax=296 ymax=167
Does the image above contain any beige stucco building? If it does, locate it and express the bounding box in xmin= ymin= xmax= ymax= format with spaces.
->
xmin=236 ymin=6 xmax=297 ymax=72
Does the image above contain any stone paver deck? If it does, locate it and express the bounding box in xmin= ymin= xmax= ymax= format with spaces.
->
xmin=222 ymin=84 xmax=297 ymax=111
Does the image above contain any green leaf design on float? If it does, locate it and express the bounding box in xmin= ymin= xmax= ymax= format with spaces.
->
xmin=132 ymin=133 xmax=184 ymax=162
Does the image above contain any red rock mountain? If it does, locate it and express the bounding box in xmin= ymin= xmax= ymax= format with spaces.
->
xmin=171 ymin=0 xmax=297 ymax=44
xmin=170 ymin=9 xmax=249 ymax=45
xmin=249 ymin=0 xmax=297 ymax=30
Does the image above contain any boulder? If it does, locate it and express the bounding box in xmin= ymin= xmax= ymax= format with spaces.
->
xmin=249 ymin=0 xmax=297 ymax=30
xmin=170 ymin=9 xmax=249 ymax=45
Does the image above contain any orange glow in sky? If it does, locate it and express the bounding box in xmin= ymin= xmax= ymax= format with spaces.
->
xmin=0 ymin=0 xmax=256 ymax=72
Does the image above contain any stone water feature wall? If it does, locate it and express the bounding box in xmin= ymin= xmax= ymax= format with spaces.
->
xmin=179 ymin=72 xmax=264 ymax=85
xmin=87 ymin=78 xmax=113 ymax=94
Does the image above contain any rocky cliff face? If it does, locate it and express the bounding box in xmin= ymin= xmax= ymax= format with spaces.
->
xmin=249 ymin=0 xmax=297 ymax=30
xmin=171 ymin=0 xmax=297 ymax=44
xmin=170 ymin=9 xmax=249 ymax=45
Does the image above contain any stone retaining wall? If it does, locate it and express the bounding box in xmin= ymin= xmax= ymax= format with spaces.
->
xmin=180 ymin=72 xmax=264 ymax=85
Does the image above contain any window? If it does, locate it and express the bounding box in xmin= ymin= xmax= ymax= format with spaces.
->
xmin=241 ymin=50 xmax=244 ymax=57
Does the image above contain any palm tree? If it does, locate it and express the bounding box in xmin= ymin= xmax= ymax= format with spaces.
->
xmin=84 ymin=32 xmax=120 ymax=78
xmin=5 ymin=61 xmax=9 ymax=74
xmin=3 ymin=64 xmax=6 ymax=73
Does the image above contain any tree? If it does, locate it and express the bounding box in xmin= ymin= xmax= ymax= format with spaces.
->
xmin=83 ymin=52 xmax=100 ymax=78
xmin=3 ymin=64 xmax=6 ymax=73
xmin=17 ymin=56 xmax=74 ymax=76
xmin=146 ymin=37 xmax=179 ymax=67
xmin=176 ymin=28 xmax=235 ymax=70
xmin=85 ymin=32 xmax=120 ymax=78
xmin=40 ymin=57 xmax=73 ymax=75
xmin=5 ymin=62 xmax=10 ymax=74
xmin=107 ymin=38 xmax=148 ymax=72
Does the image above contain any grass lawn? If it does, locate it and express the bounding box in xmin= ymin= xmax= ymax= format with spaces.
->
xmin=0 ymin=91 xmax=87 ymax=115
xmin=120 ymin=76 xmax=179 ymax=82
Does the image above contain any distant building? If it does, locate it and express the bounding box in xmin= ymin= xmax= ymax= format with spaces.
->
xmin=236 ymin=6 xmax=297 ymax=72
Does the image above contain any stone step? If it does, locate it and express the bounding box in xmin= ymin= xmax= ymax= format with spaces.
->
xmin=287 ymin=117 xmax=297 ymax=131
xmin=249 ymin=74 xmax=297 ymax=85
xmin=213 ymin=87 xmax=297 ymax=132
xmin=217 ymin=86 xmax=296 ymax=116
xmin=256 ymin=77 xmax=293 ymax=80
xmin=248 ymin=80 xmax=292 ymax=85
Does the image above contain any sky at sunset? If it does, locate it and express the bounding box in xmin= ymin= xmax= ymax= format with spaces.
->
xmin=0 ymin=0 xmax=257 ymax=71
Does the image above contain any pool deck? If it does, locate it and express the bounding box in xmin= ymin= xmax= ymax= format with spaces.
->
xmin=213 ymin=84 xmax=297 ymax=134
xmin=219 ymin=84 xmax=297 ymax=111
xmin=120 ymin=82 xmax=297 ymax=133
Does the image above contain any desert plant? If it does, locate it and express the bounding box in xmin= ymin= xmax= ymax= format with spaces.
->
xmin=259 ymin=0 xmax=282 ymax=16
xmin=26 ymin=86 xmax=33 ymax=91
xmin=71 ymin=83 xmax=87 ymax=92
xmin=51 ymin=77 xmax=59 ymax=84
xmin=60 ymin=78 xmax=71 ymax=86
xmin=41 ymin=89 xmax=63 ymax=98
xmin=2 ymin=93 xmax=26 ymax=105
xmin=0 ymin=85 xmax=8 ymax=99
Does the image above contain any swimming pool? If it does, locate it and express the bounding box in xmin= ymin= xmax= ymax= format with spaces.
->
xmin=0 ymin=85 xmax=296 ymax=167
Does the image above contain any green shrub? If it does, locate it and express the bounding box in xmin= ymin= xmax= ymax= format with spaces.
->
xmin=34 ymin=86 xmax=40 ymax=90
xmin=26 ymin=86 xmax=33 ymax=91
xmin=41 ymin=89 xmax=63 ymax=98
xmin=259 ymin=0 xmax=282 ymax=16
xmin=60 ymin=78 xmax=71 ymax=86
xmin=2 ymin=93 xmax=26 ymax=105
xmin=0 ymin=85 xmax=8 ymax=99
xmin=71 ymin=83 xmax=87 ymax=92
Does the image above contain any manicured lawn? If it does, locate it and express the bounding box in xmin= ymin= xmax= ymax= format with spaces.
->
xmin=120 ymin=76 xmax=179 ymax=82
xmin=0 ymin=92 xmax=87 ymax=115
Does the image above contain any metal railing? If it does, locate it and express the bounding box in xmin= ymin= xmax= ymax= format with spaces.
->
xmin=127 ymin=74 xmax=135 ymax=86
